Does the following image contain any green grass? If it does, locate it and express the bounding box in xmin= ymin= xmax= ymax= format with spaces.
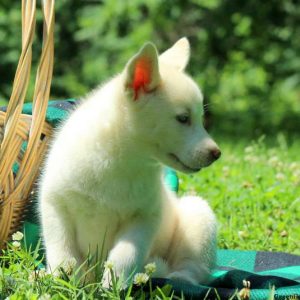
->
xmin=180 ymin=135 xmax=300 ymax=255
xmin=0 ymin=241 xmax=178 ymax=300
xmin=1 ymin=136 xmax=299 ymax=299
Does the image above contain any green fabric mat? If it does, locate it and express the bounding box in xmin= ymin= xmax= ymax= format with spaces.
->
xmin=152 ymin=250 xmax=300 ymax=299
xmin=1 ymin=100 xmax=299 ymax=299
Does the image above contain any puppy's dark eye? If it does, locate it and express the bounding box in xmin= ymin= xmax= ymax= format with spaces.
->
xmin=176 ymin=114 xmax=191 ymax=125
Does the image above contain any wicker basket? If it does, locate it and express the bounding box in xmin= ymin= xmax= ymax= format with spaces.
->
xmin=0 ymin=0 xmax=55 ymax=249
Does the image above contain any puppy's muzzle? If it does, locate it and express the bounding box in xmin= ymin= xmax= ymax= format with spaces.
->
xmin=210 ymin=147 xmax=221 ymax=161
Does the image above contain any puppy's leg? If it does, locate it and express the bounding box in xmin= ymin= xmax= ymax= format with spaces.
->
xmin=167 ymin=196 xmax=217 ymax=285
xmin=41 ymin=199 xmax=80 ymax=275
xmin=102 ymin=216 xmax=159 ymax=288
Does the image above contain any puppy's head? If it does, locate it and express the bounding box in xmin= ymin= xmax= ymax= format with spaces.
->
xmin=122 ymin=38 xmax=221 ymax=173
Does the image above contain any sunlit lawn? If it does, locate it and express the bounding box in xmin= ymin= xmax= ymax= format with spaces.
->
xmin=180 ymin=135 xmax=300 ymax=255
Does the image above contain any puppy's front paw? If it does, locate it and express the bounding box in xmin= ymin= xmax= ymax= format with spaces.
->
xmin=49 ymin=257 xmax=77 ymax=277
xmin=101 ymin=265 xmax=128 ymax=289
xmin=101 ymin=269 xmax=112 ymax=289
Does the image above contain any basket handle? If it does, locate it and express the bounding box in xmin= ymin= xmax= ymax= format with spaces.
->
xmin=0 ymin=0 xmax=36 ymax=179
xmin=15 ymin=0 xmax=55 ymax=186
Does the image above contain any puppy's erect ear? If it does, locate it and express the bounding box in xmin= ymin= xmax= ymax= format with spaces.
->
xmin=159 ymin=37 xmax=190 ymax=71
xmin=125 ymin=42 xmax=160 ymax=101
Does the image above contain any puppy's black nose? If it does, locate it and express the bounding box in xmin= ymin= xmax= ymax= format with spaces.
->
xmin=210 ymin=148 xmax=221 ymax=161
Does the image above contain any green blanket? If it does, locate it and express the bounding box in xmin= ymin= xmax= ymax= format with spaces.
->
xmin=1 ymin=100 xmax=299 ymax=299
xmin=152 ymin=250 xmax=300 ymax=299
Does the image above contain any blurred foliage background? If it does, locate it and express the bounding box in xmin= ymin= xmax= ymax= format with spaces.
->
xmin=0 ymin=0 xmax=299 ymax=137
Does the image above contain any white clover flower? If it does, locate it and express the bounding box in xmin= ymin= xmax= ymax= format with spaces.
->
xmin=276 ymin=173 xmax=285 ymax=181
xmin=243 ymin=279 xmax=251 ymax=288
xmin=12 ymin=231 xmax=24 ymax=241
xmin=38 ymin=294 xmax=51 ymax=300
xmin=28 ymin=268 xmax=47 ymax=281
xmin=28 ymin=271 xmax=36 ymax=283
xmin=39 ymin=268 xmax=47 ymax=277
xmin=280 ymin=230 xmax=288 ymax=237
xmin=104 ymin=260 xmax=114 ymax=271
xmin=12 ymin=241 xmax=21 ymax=248
xmin=238 ymin=231 xmax=248 ymax=238
xmin=133 ymin=272 xmax=149 ymax=285
xmin=239 ymin=279 xmax=251 ymax=300
xmin=29 ymin=268 xmax=47 ymax=282
xmin=144 ymin=262 xmax=156 ymax=275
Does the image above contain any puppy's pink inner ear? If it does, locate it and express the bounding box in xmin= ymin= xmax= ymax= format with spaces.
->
xmin=132 ymin=59 xmax=151 ymax=100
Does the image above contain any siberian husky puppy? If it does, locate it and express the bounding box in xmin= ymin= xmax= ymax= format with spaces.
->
xmin=39 ymin=38 xmax=221 ymax=286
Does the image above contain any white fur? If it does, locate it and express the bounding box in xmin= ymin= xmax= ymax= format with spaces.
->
xmin=39 ymin=38 xmax=220 ymax=286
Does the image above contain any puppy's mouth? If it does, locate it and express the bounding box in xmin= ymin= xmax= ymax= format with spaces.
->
xmin=168 ymin=153 xmax=201 ymax=173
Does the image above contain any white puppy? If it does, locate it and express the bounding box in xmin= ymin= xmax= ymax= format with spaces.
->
xmin=39 ymin=38 xmax=221 ymax=286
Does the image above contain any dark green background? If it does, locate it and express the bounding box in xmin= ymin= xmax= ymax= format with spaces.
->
xmin=0 ymin=0 xmax=299 ymax=137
